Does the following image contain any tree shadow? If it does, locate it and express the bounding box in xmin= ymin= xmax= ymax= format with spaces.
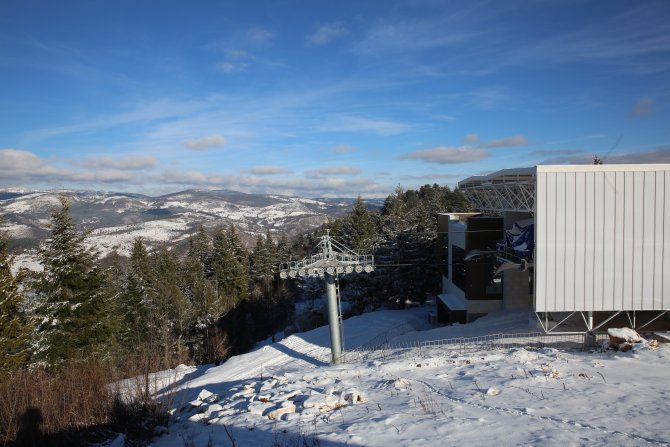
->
xmin=270 ymin=342 xmax=329 ymax=367
xmin=12 ymin=407 xmax=43 ymax=447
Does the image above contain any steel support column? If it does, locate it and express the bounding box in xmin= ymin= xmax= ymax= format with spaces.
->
xmin=325 ymin=273 xmax=342 ymax=364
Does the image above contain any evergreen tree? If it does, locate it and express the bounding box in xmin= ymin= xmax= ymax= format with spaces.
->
xmin=32 ymin=196 xmax=114 ymax=368
xmin=0 ymin=231 xmax=30 ymax=372
xmin=118 ymin=238 xmax=151 ymax=348
xmin=184 ymin=226 xmax=219 ymax=318
xmin=188 ymin=225 xmax=211 ymax=271
xmin=341 ymin=196 xmax=379 ymax=252
xmin=146 ymin=246 xmax=193 ymax=367
xmin=211 ymin=225 xmax=249 ymax=309
xmin=181 ymin=227 xmax=221 ymax=362
xmin=250 ymin=232 xmax=278 ymax=296
xmin=100 ymin=250 xmax=124 ymax=356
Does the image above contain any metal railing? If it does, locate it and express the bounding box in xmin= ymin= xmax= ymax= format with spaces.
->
xmin=341 ymin=331 xmax=608 ymax=363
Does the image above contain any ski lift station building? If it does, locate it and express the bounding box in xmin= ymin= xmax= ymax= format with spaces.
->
xmin=437 ymin=164 xmax=670 ymax=333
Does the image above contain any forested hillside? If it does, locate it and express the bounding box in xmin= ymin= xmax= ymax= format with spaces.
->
xmin=0 ymin=184 xmax=470 ymax=444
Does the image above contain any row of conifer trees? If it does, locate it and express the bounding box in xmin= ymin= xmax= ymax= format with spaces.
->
xmin=0 ymin=184 xmax=471 ymax=374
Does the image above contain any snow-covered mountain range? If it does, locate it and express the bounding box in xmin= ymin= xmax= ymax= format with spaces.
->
xmin=0 ymin=189 xmax=371 ymax=270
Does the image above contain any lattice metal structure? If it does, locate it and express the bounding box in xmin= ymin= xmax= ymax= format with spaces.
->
xmin=458 ymin=167 xmax=536 ymax=213
xmin=279 ymin=234 xmax=374 ymax=279
xmin=279 ymin=231 xmax=374 ymax=364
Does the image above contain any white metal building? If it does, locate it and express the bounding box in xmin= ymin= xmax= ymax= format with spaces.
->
xmin=455 ymin=164 xmax=670 ymax=332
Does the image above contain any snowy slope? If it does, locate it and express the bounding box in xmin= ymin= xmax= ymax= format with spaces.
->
xmin=147 ymin=307 xmax=670 ymax=446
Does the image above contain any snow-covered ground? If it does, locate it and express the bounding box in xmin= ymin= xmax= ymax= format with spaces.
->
xmin=147 ymin=307 xmax=670 ymax=446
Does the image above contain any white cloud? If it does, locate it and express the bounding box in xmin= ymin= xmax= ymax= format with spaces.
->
xmin=541 ymin=147 xmax=670 ymax=165
xmin=529 ymin=149 xmax=583 ymax=156
xmin=247 ymin=26 xmax=275 ymax=45
xmin=0 ymin=149 xmax=48 ymax=171
xmin=24 ymin=98 xmax=207 ymax=142
xmin=217 ymin=62 xmax=248 ymax=73
xmin=355 ymin=15 xmax=485 ymax=56
xmin=248 ymin=165 xmax=293 ymax=175
xmin=630 ymin=97 xmax=654 ymax=116
xmin=182 ymin=134 xmax=227 ymax=150
xmin=81 ymin=155 xmax=157 ymax=170
xmin=305 ymin=166 xmax=361 ymax=178
xmin=307 ymin=22 xmax=349 ymax=46
xmin=0 ymin=149 xmax=390 ymax=198
xmin=333 ymin=144 xmax=358 ymax=154
xmin=319 ymin=116 xmax=411 ymax=135
xmin=0 ymin=149 xmax=141 ymax=185
xmin=156 ymin=169 xmax=387 ymax=198
xmin=398 ymin=146 xmax=488 ymax=164
xmin=480 ymin=134 xmax=528 ymax=148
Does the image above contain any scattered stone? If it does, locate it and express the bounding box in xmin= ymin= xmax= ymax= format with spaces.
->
xmin=486 ymin=387 xmax=501 ymax=396
xmin=197 ymin=389 xmax=214 ymax=401
xmin=260 ymin=379 xmax=278 ymax=392
xmin=343 ymin=390 xmax=367 ymax=404
xmin=606 ymin=327 xmax=645 ymax=351
xmin=248 ymin=401 xmax=274 ymax=416
xmin=618 ymin=342 xmax=634 ymax=352
xmin=393 ymin=378 xmax=410 ymax=390
xmin=232 ymin=386 xmax=255 ymax=399
xmin=267 ymin=402 xmax=296 ymax=420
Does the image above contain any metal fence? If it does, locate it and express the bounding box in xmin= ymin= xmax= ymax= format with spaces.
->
xmin=341 ymin=331 xmax=609 ymax=363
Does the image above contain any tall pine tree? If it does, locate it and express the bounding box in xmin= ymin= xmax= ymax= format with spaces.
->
xmin=118 ymin=237 xmax=151 ymax=349
xmin=211 ymin=225 xmax=249 ymax=309
xmin=32 ymin=195 xmax=115 ymax=368
xmin=0 ymin=231 xmax=30 ymax=372
xmin=146 ymin=246 xmax=193 ymax=366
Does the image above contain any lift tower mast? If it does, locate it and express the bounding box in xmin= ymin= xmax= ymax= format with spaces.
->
xmin=279 ymin=231 xmax=374 ymax=364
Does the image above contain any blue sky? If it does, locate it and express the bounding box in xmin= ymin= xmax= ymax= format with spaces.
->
xmin=1 ymin=0 xmax=669 ymax=198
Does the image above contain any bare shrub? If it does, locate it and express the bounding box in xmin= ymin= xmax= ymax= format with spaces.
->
xmin=0 ymin=358 xmax=169 ymax=446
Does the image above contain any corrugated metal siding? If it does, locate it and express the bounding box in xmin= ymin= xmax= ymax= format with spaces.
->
xmin=535 ymin=165 xmax=670 ymax=312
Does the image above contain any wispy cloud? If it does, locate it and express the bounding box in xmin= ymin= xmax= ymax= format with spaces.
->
xmin=354 ymin=8 xmax=489 ymax=57
xmin=319 ymin=116 xmax=411 ymax=135
xmin=307 ymin=22 xmax=349 ymax=46
xmin=529 ymin=148 xmax=583 ymax=156
xmin=630 ymin=97 xmax=655 ymax=116
xmin=399 ymin=172 xmax=464 ymax=181
xmin=333 ymin=144 xmax=358 ymax=154
xmin=81 ymin=155 xmax=157 ymax=170
xmin=247 ymin=26 xmax=275 ymax=45
xmin=541 ymin=147 xmax=670 ymax=165
xmin=248 ymin=165 xmax=293 ymax=175
xmin=0 ymin=149 xmax=62 ymax=175
xmin=481 ymin=134 xmax=528 ymax=148
xmin=0 ymin=149 xmax=137 ymax=184
xmin=305 ymin=166 xmax=360 ymax=178
xmin=24 ymin=99 xmax=206 ymax=142
xmin=0 ymin=148 xmax=389 ymax=197
xmin=182 ymin=134 xmax=227 ymax=150
xmin=476 ymin=3 xmax=670 ymax=75
xmin=463 ymin=134 xmax=479 ymax=144
xmin=398 ymin=146 xmax=488 ymax=164
xmin=158 ymin=169 xmax=386 ymax=197
xmin=216 ymin=61 xmax=248 ymax=73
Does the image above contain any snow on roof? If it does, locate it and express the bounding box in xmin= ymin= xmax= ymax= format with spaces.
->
xmin=458 ymin=167 xmax=536 ymax=189
xmin=437 ymin=293 xmax=468 ymax=311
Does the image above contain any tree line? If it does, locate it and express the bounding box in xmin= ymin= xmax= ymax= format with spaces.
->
xmin=0 ymin=184 xmax=470 ymax=374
